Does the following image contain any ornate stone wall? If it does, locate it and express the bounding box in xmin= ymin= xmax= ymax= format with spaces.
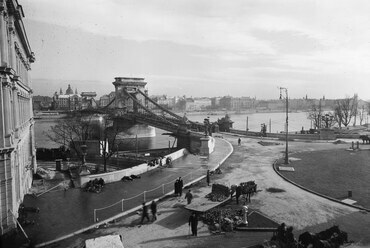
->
xmin=0 ymin=0 xmax=35 ymax=235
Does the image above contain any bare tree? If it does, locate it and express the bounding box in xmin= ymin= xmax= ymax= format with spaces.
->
xmin=333 ymin=104 xmax=343 ymax=129
xmin=307 ymin=100 xmax=323 ymax=129
xmin=333 ymin=95 xmax=357 ymax=127
xmin=99 ymin=114 xmax=125 ymax=172
xmin=358 ymin=105 xmax=366 ymax=126
xmin=352 ymin=94 xmax=358 ymax=126
xmin=46 ymin=112 xmax=96 ymax=156
xmin=46 ymin=110 xmax=125 ymax=172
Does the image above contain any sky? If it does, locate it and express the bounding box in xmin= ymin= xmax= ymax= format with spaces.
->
xmin=21 ymin=0 xmax=370 ymax=100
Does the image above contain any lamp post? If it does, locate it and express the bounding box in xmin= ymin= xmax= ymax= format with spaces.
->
xmin=279 ymin=87 xmax=289 ymax=164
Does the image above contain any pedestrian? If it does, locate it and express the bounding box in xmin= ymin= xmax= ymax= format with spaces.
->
xmin=188 ymin=212 xmax=198 ymax=236
xmin=235 ymin=185 xmax=242 ymax=205
xmin=285 ymin=226 xmax=295 ymax=247
xmin=140 ymin=202 xmax=150 ymax=224
xmin=206 ymin=170 xmax=210 ymax=186
xmin=238 ymin=138 xmax=241 ymax=146
xmin=185 ymin=190 xmax=193 ymax=204
xmin=150 ymin=200 xmax=157 ymax=221
xmin=178 ymin=177 xmax=183 ymax=196
xmin=174 ymin=179 xmax=179 ymax=196
xmin=246 ymin=190 xmax=251 ymax=203
xmin=276 ymin=222 xmax=287 ymax=243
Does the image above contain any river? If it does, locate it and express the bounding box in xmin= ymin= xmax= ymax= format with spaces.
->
xmin=187 ymin=111 xmax=312 ymax=133
xmin=35 ymin=112 xmax=313 ymax=150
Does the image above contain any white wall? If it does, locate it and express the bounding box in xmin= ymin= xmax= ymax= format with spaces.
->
xmin=80 ymin=148 xmax=187 ymax=187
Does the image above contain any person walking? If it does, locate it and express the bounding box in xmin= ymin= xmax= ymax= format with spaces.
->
xmin=150 ymin=200 xmax=157 ymax=221
xmin=235 ymin=185 xmax=242 ymax=205
xmin=140 ymin=202 xmax=150 ymax=224
xmin=178 ymin=177 xmax=183 ymax=196
xmin=188 ymin=212 xmax=198 ymax=236
xmin=174 ymin=179 xmax=179 ymax=196
xmin=285 ymin=226 xmax=295 ymax=247
xmin=206 ymin=170 xmax=210 ymax=186
xmin=238 ymin=138 xmax=241 ymax=146
xmin=185 ymin=190 xmax=193 ymax=204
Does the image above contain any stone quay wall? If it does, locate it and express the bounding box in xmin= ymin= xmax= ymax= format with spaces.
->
xmin=79 ymin=148 xmax=187 ymax=187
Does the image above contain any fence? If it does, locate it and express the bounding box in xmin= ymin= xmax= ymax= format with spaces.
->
xmin=93 ymin=168 xmax=202 ymax=223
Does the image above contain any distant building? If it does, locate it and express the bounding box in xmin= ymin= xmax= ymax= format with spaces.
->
xmin=211 ymin=97 xmax=221 ymax=109
xmin=219 ymin=96 xmax=232 ymax=110
xmin=231 ymin=97 xmax=255 ymax=111
xmin=51 ymin=84 xmax=98 ymax=110
xmin=0 ymin=0 xmax=36 ymax=234
xmin=100 ymin=91 xmax=116 ymax=108
xmin=33 ymin=95 xmax=53 ymax=110
xmin=99 ymin=94 xmax=110 ymax=107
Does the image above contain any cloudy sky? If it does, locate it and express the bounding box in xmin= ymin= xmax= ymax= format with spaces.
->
xmin=21 ymin=0 xmax=370 ymax=100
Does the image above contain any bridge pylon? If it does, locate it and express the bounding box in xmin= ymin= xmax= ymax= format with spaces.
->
xmin=113 ymin=77 xmax=149 ymax=112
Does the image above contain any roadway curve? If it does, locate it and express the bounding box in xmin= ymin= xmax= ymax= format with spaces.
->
xmin=50 ymin=135 xmax=369 ymax=248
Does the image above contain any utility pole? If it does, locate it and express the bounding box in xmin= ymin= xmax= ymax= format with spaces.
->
xmin=269 ymin=118 xmax=271 ymax=133
xmin=246 ymin=116 xmax=249 ymax=134
xmin=279 ymin=87 xmax=289 ymax=164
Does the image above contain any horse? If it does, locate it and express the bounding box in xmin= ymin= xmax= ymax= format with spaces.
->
xmin=359 ymin=135 xmax=370 ymax=144
xmin=317 ymin=225 xmax=348 ymax=245
xmin=298 ymin=232 xmax=337 ymax=248
xmin=299 ymin=226 xmax=347 ymax=248
xmin=298 ymin=231 xmax=316 ymax=247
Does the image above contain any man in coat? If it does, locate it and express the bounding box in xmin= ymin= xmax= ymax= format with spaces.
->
xmin=150 ymin=200 xmax=157 ymax=221
xmin=140 ymin=202 xmax=150 ymax=224
xmin=174 ymin=179 xmax=179 ymax=196
xmin=178 ymin=177 xmax=183 ymax=196
xmin=185 ymin=190 xmax=193 ymax=204
xmin=235 ymin=185 xmax=242 ymax=205
xmin=188 ymin=212 xmax=198 ymax=236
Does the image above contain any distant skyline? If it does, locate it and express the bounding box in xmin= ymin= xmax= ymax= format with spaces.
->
xmin=22 ymin=0 xmax=370 ymax=100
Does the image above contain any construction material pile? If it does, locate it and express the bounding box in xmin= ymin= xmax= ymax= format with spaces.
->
xmin=202 ymin=208 xmax=243 ymax=232
xmin=205 ymin=184 xmax=230 ymax=202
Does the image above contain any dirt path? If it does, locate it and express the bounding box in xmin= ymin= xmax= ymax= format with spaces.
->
xmin=54 ymin=136 xmax=366 ymax=248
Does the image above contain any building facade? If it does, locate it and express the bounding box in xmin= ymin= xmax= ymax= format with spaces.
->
xmin=0 ymin=0 xmax=36 ymax=234
xmin=52 ymin=85 xmax=91 ymax=110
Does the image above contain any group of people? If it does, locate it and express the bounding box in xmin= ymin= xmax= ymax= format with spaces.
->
xmin=174 ymin=177 xmax=184 ymax=196
xmin=140 ymin=200 xmax=158 ymax=224
xmin=275 ymin=223 xmax=295 ymax=247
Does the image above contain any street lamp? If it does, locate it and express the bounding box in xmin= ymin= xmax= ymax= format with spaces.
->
xmin=279 ymin=87 xmax=289 ymax=164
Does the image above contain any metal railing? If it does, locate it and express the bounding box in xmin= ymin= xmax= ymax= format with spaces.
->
xmin=93 ymin=168 xmax=202 ymax=222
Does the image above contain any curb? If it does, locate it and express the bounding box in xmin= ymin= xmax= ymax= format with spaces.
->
xmin=35 ymin=138 xmax=234 ymax=248
xmin=220 ymin=131 xmax=338 ymax=143
xmin=272 ymin=160 xmax=370 ymax=213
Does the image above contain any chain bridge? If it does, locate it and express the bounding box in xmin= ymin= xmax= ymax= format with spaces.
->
xmin=102 ymin=77 xmax=209 ymax=152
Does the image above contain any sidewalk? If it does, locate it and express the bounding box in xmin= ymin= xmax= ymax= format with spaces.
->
xmin=21 ymin=138 xmax=233 ymax=246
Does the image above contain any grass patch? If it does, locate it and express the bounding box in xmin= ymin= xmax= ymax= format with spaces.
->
xmin=266 ymin=187 xmax=286 ymax=193
xmin=279 ymin=149 xmax=370 ymax=208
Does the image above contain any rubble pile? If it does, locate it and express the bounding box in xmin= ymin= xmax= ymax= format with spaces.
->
xmin=202 ymin=208 xmax=243 ymax=232
xmin=205 ymin=184 xmax=230 ymax=202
